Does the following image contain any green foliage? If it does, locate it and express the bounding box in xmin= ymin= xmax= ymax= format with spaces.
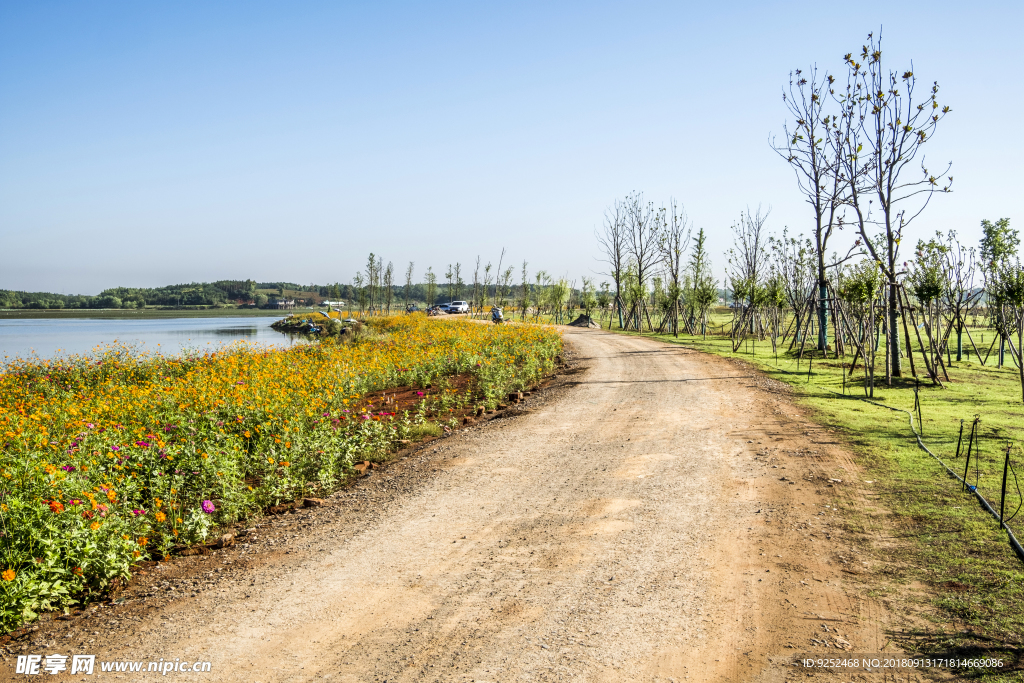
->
xmin=909 ymin=235 xmax=948 ymax=305
xmin=992 ymin=260 xmax=1024 ymax=309
xmin=837 ymin=259 xmax=883 ymax=305
xmin=579 ymin=278 xmax=598 ymax=316
xmin=980 ymin=218 xmax=1019 ymax=271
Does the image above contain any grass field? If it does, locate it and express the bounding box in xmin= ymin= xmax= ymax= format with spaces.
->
xmin=600 ymin=309 xmax=1024 ymax=676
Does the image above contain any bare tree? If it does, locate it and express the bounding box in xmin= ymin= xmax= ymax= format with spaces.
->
xmin=472 ymin=257 xmax=481 ymax=314
xmin=624 ymin=192 xmax=661 ymax=328
xmin=940 ymin=231 xmax=982 ymax=362
xmin=657 ymin=199 xmax=690 ymax=336
xmin=453 ymin=262 xmax=463 ymax=302
xmin=404 ymin=261 xmax=415 ymax=311
xmin=843 ymin=31 xmax=952 ymax=379
xmin=727 ymin=206 xmax=773 ymax=310
xmin=352 ymin=273 xmax=366 ymax=315
xmin=483 ymin=262 xmax=494 ymax=312
xmin=519 ymin=261 xmax=530 ymax=321
xmin=425 ymin=267 xmax=437 ymax=307
xmin=770 ymin=228 xmax=815 ymax=343
xmin=492 ymin=248 xmax=506 ymax=308
xmin=495 ymin=265 xmax=514 ymax=308
xmin=383 ymin=261 xmax=394 ymax=314
xmin=773 ymin=65 xmax=848 ymax=350
xmin=596 ymin=200 xmax=628 ymax=328
xmin=365 ymin=253 xmax=378 ymax=314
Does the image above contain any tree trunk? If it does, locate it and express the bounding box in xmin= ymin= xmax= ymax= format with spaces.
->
xmin=817 ymin=281 xmax=829 ymax=351
xmin=889 ymin=281 xmax=902 ymax=378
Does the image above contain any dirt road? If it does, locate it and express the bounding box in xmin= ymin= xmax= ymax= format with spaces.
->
xmin=6 ymin=328 xmax=896 ymax=682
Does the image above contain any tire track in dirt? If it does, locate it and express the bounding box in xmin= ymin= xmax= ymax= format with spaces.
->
xmin=3 ymin=328 xmax=899 ymax=682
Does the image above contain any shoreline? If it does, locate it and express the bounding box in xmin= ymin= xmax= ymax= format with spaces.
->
xmin=0 ymin=308 xmax=317 ymax=320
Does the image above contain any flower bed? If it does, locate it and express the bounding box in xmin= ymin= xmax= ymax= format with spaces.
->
xmin=0 ymin=315 xmax=560 ymax=630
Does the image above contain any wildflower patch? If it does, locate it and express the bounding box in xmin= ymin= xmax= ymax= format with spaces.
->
xmin=0 ymin=315 xmax=561 ymax=631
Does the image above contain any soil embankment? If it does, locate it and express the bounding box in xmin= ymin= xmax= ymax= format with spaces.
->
xmin=2 ymin=328 xmax=899 ymax=682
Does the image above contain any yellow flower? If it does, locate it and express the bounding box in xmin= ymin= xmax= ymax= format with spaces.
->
xmin=1 ymin=569 xmax=14 ymax=581
xmin=155 ymin=511 xmax=166 ymax=522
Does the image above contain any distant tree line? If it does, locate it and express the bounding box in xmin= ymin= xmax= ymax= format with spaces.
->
xmin=0 ymin=280 xmax=262 ymax=310
xmin=0 ymin=275 xmax=580 ymax=311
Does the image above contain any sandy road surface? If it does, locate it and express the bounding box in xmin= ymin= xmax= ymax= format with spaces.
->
xmin=5 ymin=328 xmax=897 ymax=682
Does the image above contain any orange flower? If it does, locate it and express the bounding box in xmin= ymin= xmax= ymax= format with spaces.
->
xmin=48 ymin=500 xmax=64 ymax=514
xmin=1 ymin=569 xmax=14 ymax=581
xmin=90 ymin=521 xmax=100 ymax=530
xmin=155 ymin=511 xmax=166 ymax=523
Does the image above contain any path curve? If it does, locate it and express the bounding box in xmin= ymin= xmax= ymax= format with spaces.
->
xmin=7 ymin=328 xmax=893 ymax=682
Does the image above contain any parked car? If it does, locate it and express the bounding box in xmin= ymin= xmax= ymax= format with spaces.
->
xmin=405 ymin=303 xmax=421 ymax=313
xmin=436 ymin=303 xmax=451 ymax=314
xmin=448 ymin=301 xmax=469 ymax=314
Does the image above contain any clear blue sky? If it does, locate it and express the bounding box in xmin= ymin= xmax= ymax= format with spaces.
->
xmin=1 ymin=1 xmax=1020 ymax=294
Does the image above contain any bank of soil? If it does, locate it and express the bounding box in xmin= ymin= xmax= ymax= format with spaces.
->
xmin=1 ymin=328 xmax=934 ymax=682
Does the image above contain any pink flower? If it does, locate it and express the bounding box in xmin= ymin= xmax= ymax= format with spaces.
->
xmin=201 ymin=500 xmax=216 ymax=514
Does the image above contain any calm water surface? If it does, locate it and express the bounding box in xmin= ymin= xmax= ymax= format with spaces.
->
xmin=0 ymin=317 xmax=305 ymax=364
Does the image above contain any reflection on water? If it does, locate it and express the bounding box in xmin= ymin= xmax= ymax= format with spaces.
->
xmin=0 ymin=317 xmax=305 ymax=364
xmin=166 ymin=326 xmax=261 ymax=337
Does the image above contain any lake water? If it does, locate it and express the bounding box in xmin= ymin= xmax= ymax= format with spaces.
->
xmin=0 ymin=316 xmax=305 ymax=364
